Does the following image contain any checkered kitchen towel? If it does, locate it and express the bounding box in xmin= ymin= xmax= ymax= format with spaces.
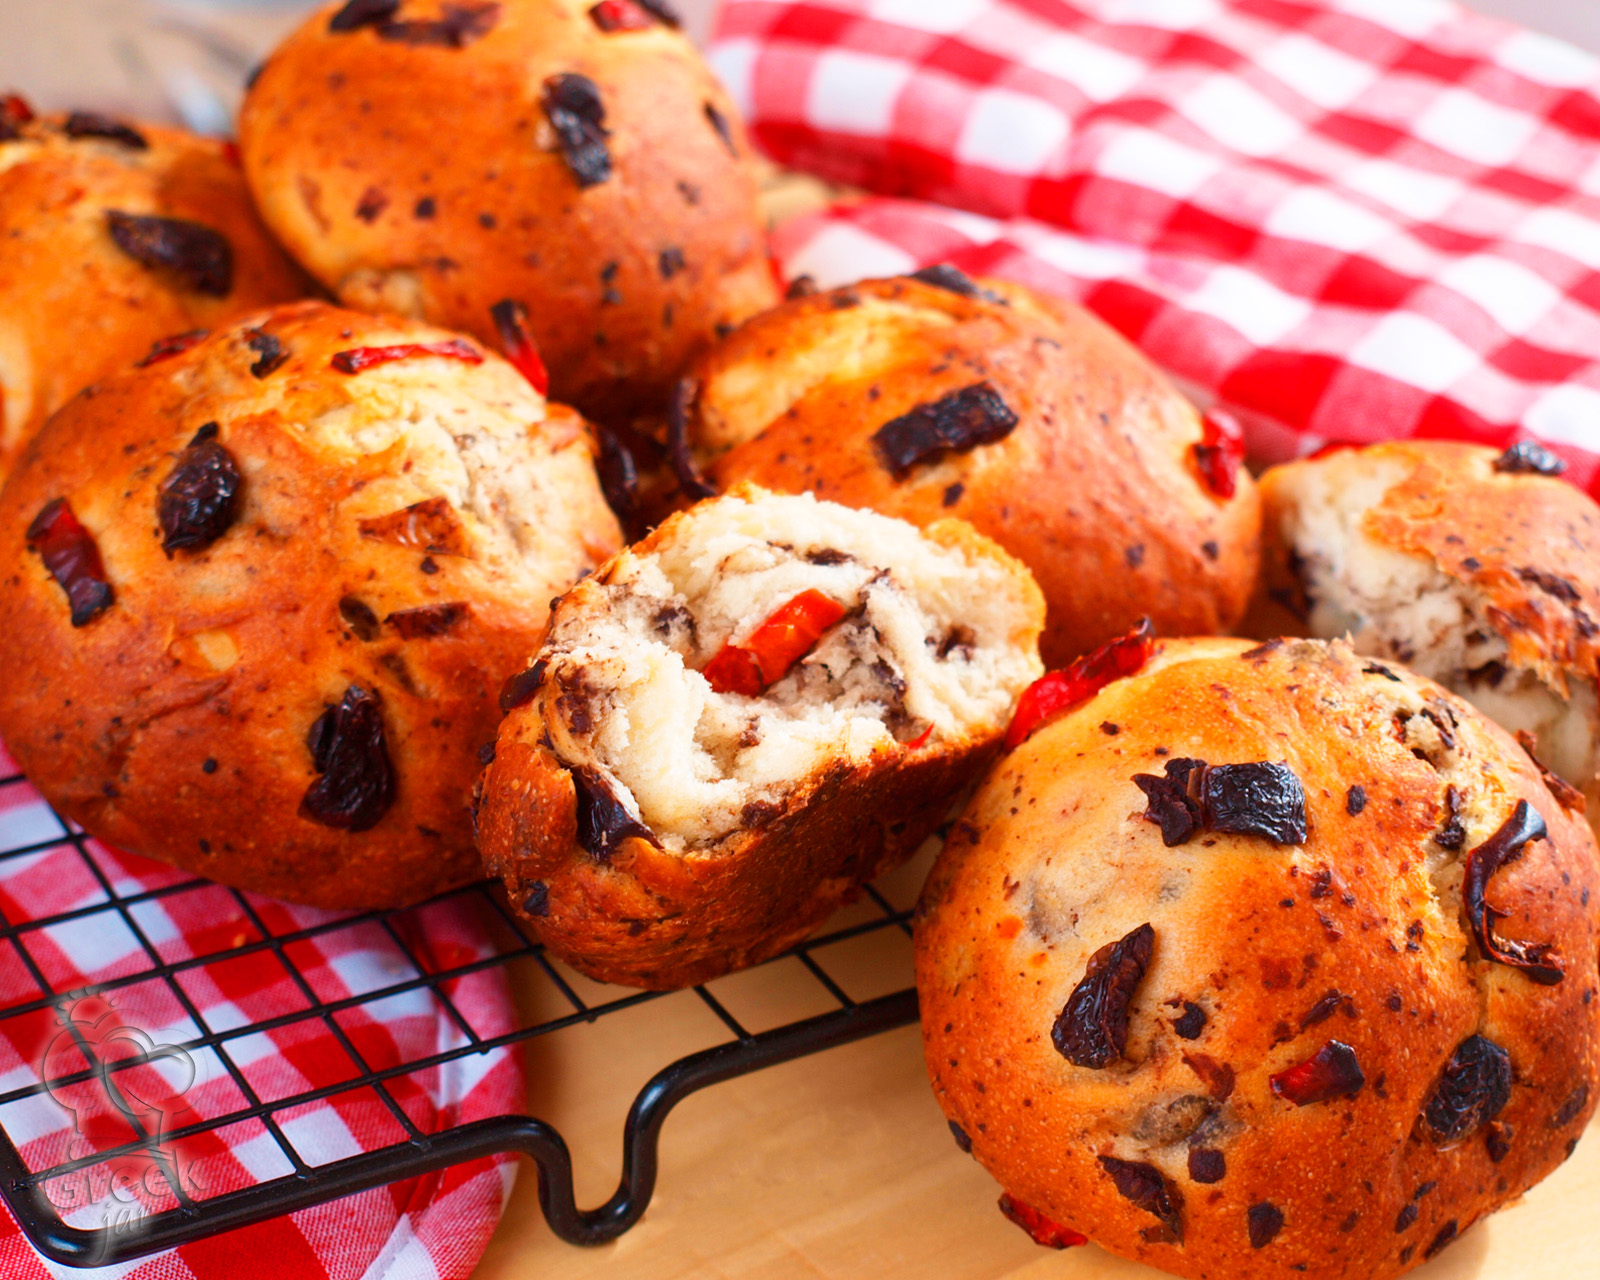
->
xmin=0 ymin=738 xmax=522 ymax=1279
xmin=712 ymin=0 xmax=1600 ymax=495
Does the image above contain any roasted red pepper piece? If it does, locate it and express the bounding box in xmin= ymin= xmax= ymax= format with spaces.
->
xmin=0 ymin=94 xmax=33 ymax=140
xmin=905 ymin=723 xmax=934 ymax=750
xmin=1005 ymin=618 xmax=1153 ymax=750
xmin=488 ymin=299 xmax=550 ymax=395
xmin=589 ymin=0 xmax=654 ymax=30
xmin=1270 ymin=1039 xmax=1365 ymax=1106
xmin=136 ymin=329 xmax=209 ymax=367
xmin=998 ymin=1193 xmax=1087 ymax=1249
xmin=704 ymin=589 xmax=847 ymax=696
xmin=26 ymin=499 xmax=114 ymax=627
xmin=330 ymin=339 xmax=482 ymax=374
xmin=1194 ymin=409 xmax=1245 ymax=499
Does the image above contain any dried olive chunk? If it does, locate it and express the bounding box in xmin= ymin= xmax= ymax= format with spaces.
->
xmin=704 ymin=101 xmax=738 ymax=156
xmin=542 ymin=73 xmax=611 ymax=188
xmin=137 ymin=329 xmax=208 ymax=367
xmin=1421 ymin=1034 xmax=1511 ymax=1145
xmin=1134 ymin=758 xmax=1204 ymax=846
xmin=1494 ymin=440 xmax=1566 ymax=475
xmin=572 ymin=766 xmax=654 ymax=862
xmin=386 ymin=601 xmax=469 ymax=638
xmin=499 ymin=660 xmax=547 ymax=713
xmin=244 ymin=328 xmax=288 ymax=378
xmin=872 ymin=382 xmax=1018 ymax=480
xmin=301 ymin=686 xmax=396 ymax=831
xmin=1462 ymin=800 xmax=1563 ymax=984
xmin=376 ymin=2 xmax=500 ymax=45
xmin=909 ymin=263 xmax=1004 ymax=304
xmin=158 ymin=422 xmax=241 ymax=554
xmin=329 ymin=0 xmax=399 ymax=31
xmin=1247 ymin=1202 xmax=1284 ymax=1249
xmin=64 ymin=112 xmax=147 ymax=148
xmin=1051 ymin=923 xmax=1154 ymax=1068
xmin=106 ymin=210 xmax=232 ymax=296
xmin=1202 ymin=763 xmax=1307 ymax=844
xmin=1098 ymin=1156 xmax=1183 ymax=1243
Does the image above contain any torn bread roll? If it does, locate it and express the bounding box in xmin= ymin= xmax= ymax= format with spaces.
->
xmin=916 ymin=636 xmax=1600 ymax=1280
xmin=475 ymin=483 xmax=1045 ymax=988
xmin=1251 ymin=440 xmax=1600 ymax=826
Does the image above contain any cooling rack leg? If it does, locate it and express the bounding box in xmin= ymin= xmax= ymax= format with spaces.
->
xmin=538 ymin=987 xmax=920 ymax=1244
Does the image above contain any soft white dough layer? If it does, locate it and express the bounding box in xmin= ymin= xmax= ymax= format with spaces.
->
xmin=1273 ymin=451 xmax=1599 ymax=788
xmin=541 ymin=491 xmax=1042 ymax=850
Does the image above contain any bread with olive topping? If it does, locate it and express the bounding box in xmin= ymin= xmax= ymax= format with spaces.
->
xmin=916 ymin=636 xmax=1600 ymax=1280
xmin=0 ymin=106 xmax=309 ymax=483
xmin=676 ymin=270 xmax=1261 ymax=667
xmin=0 ymin=301 xmax=620 ymax=907
xmin=238 ymin=0 xmax=777 ymax=421
xmin=474 ymin=484 xmax=1045 ymax=988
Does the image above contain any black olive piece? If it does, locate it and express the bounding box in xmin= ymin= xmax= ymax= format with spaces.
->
xmin=300 ymin=686 xmax=396 ymax=831
xmin=1201 ymin=762 xmax=1307 ymax=844
xmin=158 ymin=423 xmax=242 ymax=554
xmin=872 ymin=382 xmax=1019 ymax=480
xmin=572 ymin=766 xmax=654 ymax=861
xmin=1462 ymin=800 xmax=1563 ymax=984
xmin=666 ymin=378 xmax=715 ymax=500
xmin=105 ymin=210 xmax=232 ymax=296
xmin=375 ymin=2 xmax=501 ymax=45
xmin=1494 ymin=440 xmax=1566 ymax=475
xmin=909 ymin=263 xmax=1005 ymax=303
xmin=244 ymin=329 xmax=288 ymax=378
xmin=1421 ymin=1034 xmax=1512 ymax=1145
xmin=1247 ymin=1202 xmax=1283 ymax=1248
xmin=1051 ymin=923 xmax=1154 ymax=1068
xmin=329 ymin=0 xmax=400 ymax=31
xmin=542 ymin=73 xmax=611 ymax=188
xmin=64 ymin=112 xmax=147 ymax=148
xmin=1098 ymin=1156 xmax=1183 ymax=1243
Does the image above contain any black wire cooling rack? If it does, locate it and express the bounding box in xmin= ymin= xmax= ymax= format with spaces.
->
xmin=0 ymin=762 xmax=920 ymax=1268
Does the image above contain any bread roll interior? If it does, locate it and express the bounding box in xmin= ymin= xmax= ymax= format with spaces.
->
xmin=1270 ymin=451 xmax=1598 ymax=787
xmin=538 ymin=492 xmax=1041 ymax=851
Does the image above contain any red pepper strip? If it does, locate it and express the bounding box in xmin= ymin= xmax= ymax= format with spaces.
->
xmin=489 ymin=298 xmax=550 ymax=395
xmin=1194 ymin=409 xmax=1245 ymax=499
xmin=1269 ymin=1039 xmax=1365 ymax=1106
xmin=136 ymin=329 xmax=209 ymax=367
xmin=998 ymin=1194 xmax=1088 ymax=1249
xmin=330 ymin=339 xmax=483 ymax=374
xmin=704 ymin=589 xmax=847 ymax=696
xmin=2 ymin=94 xmax=33 ymax=125
xmin=26 ymin=498 xmax=114 ymax=627
xmin=1004 ymin=618 xmax=1153 ymax=751
xmin=220 ymin=139 xmax=242 ymax=167
xmin=767 ymin=253 xmax=788 ymax=296
xmin=1307 ymin=439 xmax=1357 ymax=461
xmin=906 ymin=724 xmax=934 ymax=750
xmin=589 ymin=0 xmax=654 ymax=30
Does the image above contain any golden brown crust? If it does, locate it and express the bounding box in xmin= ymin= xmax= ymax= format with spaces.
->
xmin=0 ymin=114 xmax=310 ymax=481
xmin=0 ymin=301 xmax=620 ymax=908
xmin=684 ymin=274 xmax=1261 ymax=668
xmin=239 ymin=0 xmax=778 ymax=421
xmin=478 ymin=722 xmax=992 ymax=989
xmin=915 ymin=637 xmax=1600 ymax=1280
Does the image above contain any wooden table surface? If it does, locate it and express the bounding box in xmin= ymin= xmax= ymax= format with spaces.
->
xmin=470 ymin=851 xmax=1600 ymax=1280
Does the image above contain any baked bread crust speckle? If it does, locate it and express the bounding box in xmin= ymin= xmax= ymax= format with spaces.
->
xmin=682 ymin=273 xmax=1261 ymax=667
xmin=0 ymin=301 xmax=620 ymax=908
xmin=0 ymin=113 xmax=309 ymax=481
xmin=238 ymin=0 xmax=777 ymax=421
xmin=915 ymin=636 xmax=1600 ymax=1280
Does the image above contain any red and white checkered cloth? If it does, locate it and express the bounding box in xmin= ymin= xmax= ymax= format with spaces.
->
xmin=0 ymin=738 xmax=522 ymax=1279
xmin=712 ymin=0 xmax=1600 ymax=496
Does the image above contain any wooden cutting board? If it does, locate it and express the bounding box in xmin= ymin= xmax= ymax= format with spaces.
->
xmin=470 ymin=855 xmax=1600 ymax=1280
